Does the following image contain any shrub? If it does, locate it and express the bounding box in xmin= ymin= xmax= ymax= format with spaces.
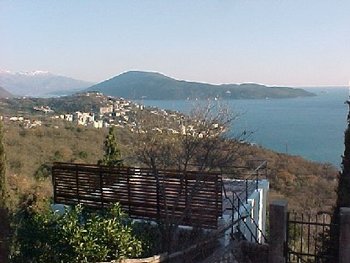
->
xmin=34 ymin=163 xmax=52 ymax=181
xmin=11 ymin=203 xmax=143 ymax=263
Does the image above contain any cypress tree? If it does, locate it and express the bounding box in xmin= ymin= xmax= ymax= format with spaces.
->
xmin=336 ymin=100 xmax=350 ymax=208
xmin=0 ymin=120 xmax=9 ymax=263
xmin=99 ymin=126 xmax=123 ymax=166
xmin=325 ymin=100 xmax=350 ymax=261
xmin=0 ymin=120 xmax=6 ymax=208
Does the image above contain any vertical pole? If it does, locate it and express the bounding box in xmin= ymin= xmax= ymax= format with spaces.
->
xmin=286 ymin=212 xmax=290 ymax=262
xmin=300 ymin=213 xmax=304 ymax=256
xmin=231 ymin=190 xmax=234 ymax=236
xmin=245 ymin=179 xmax=248 ymax=204
xmin=127 ymin=167 xmax=131 ymax=214
xmin=215 ymin=174 xmax=219 ymax=219
xmin=75 ymin=164 xmax=80 ymax=203
xmin=339 ymin=207 xmax=350 ymax=263
xmin=185 ymin=172 xmax=188 ymax=213
xmin=293 ymin=212 xmax=297 ymax=261
xmin=307 ymin=214 xmax=311 ymax=255
xmin=315 ymin=214 xmax=318 ymax=260
xmin=156 ymin=170 xmax=160 ymax=221
xmin=269 ymin=200 xmax=288 ymax=263
xmin=100 ymin=167 xmax=104 ymax=208
xmin=52 ymin=165 xmax=56 ymax=203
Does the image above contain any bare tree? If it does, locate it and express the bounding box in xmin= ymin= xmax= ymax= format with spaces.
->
xmin=131 ymin=101 xmax=250 ymax=252
xmin=134 ymin=101 xmax=248 ymax=172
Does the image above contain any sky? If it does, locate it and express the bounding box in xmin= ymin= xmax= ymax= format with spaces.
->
xmin=1 ymin=0 xmax=350 ymax=86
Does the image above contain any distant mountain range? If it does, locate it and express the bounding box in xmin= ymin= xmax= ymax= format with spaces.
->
xmin=0 ymin=86 xmax=12 ymax=98
xmin=87 ymin=71 xmax=315 ymax=100
xmin=0 ymin=70 xmax=94 ymax=97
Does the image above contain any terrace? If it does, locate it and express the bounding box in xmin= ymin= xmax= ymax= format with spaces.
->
xmin=52 ymin=161 xmax=269 ymax=245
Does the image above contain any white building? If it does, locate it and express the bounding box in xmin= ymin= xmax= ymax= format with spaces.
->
xmin=93 ymin=120 xmax=103 ymax=129
xmin=100 ymin=105 xmax=113 ymax=115
xmin=74 ymin=112 xmax=95 ymax=126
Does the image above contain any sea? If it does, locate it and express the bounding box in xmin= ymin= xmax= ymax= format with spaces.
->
xmin=137 ymin=87 xmax=349 ymax=168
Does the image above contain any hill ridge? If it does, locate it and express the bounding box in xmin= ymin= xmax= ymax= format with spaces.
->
xmin=87 ymin=71 xmax=316 ymax=100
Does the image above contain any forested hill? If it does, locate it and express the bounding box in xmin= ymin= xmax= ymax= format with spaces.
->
xmin=87 ymin=71 xmax=315 ymax=100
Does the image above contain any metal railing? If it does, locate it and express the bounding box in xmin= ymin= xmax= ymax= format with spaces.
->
xmin=221 ymin=160 xmax=268 ymax=244
xmin=286 ymin=212 xmax=338 ymax=263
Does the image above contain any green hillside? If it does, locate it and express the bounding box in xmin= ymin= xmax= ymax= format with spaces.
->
xmin=87 ymin=71 xmax=315 ymax=100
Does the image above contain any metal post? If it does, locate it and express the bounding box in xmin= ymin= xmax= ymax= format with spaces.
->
xmin=245 ymin=179 xmax=248 ymax=204
xmin=231 ymin=190 xmax=234 ymax=235
xmin=286 ymin=212 xmax=290 ymax=262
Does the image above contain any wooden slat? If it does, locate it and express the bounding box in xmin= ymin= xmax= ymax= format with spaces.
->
xmin=52 ymin=162 xmax=222 ymax=229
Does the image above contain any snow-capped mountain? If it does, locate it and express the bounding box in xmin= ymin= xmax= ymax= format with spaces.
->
xmin=0 ymin=86 xmax=12 ymax=98
xmin=0 ymin=70 xmax=95 ymax=97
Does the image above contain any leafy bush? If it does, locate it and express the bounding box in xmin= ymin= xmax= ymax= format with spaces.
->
xmin=132 ymin=221 xmax=161 ymax=257
xmin=34 ymin=163 xmax=52 ymax=180
xmin=11 ymin=203 xmax=143 ymax=263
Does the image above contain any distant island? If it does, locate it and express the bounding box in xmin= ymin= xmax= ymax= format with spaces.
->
xmin=87 ymin=71 xmax=316 ymax=100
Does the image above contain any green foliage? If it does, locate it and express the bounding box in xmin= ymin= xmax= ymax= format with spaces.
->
xmin=132 ymin=222 xmax=161 ymax=257
xmin=11 ymin=203 xmax=143 ymax=263
xmin=54 ymin=150 xmax=64 ymax=161
xmin=78 ymin=151 xmax=88 ymax=159
xmin=99 ymin=127 xmax=123 ymax=166
xmin=326 ymin=104 xmax=350 ymax=262
xmin=0 ymin=121 xmax=6 ymax=208
xmin=34 ymin=163 xmax=52 ymax=181
xmin=336 ymin=123 xmax=350 ymax=209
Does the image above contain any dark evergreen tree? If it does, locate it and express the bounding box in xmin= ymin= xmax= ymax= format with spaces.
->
xmin=98 ymin=127 xmax=123 ymax=166
xmin=336 ymin=100 xmax=350 ymax=208
xmin=0 ymin=120 xmax=6 ymax=208
xmin=325 ymin=100 xmax=350 ymax=262
xmin=0 ymin=120 xmax=9 ymax=263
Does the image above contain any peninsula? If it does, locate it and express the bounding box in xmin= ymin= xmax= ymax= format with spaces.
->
xmin=87 ymin=71 xmax=315 ymax=100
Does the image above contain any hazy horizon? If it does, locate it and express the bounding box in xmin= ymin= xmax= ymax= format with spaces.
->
xmin=1 ymin=1 xmax=350 ymax=86
xmin=1 ymin=68 xmax=350 ymax=89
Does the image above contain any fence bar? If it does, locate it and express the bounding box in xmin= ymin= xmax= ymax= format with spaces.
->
xmin=307 ymin=214 xmax=311 ymax=255
xmin=286 ymin=211 xmax=338 ymax=262
xmin=245 ymin=179 xmax=248 ymax=204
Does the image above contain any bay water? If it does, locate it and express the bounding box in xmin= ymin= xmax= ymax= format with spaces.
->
xmin=138 ymin=87 xmax=348 ymax=167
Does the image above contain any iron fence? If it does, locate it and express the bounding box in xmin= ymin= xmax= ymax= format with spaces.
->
xmin=286 ymin=212 xmax=338 ymax=263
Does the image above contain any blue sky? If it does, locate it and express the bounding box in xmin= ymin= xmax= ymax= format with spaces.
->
xmin=1 ymin=0 xmax=350 ymax=86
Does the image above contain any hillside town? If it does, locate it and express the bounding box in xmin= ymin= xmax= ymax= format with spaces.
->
xmin=0 ymin=92 xmax=201 ymax=135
